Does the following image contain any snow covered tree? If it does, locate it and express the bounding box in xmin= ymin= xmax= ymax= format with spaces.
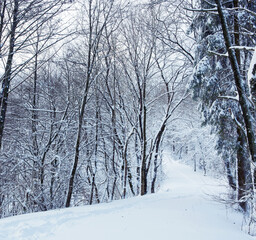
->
xmin=0 ymin=0 xmax=68 ymax=149
xmin=191 ymin=0 xmax=256 ymax=214
xmin=0 ymin=0 xmax=71 ymax=217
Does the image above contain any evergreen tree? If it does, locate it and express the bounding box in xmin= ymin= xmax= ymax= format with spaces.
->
xmin=191 ymin=0 xmax=256 ymax=212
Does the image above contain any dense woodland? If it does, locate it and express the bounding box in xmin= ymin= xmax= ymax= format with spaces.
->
xmin=1 ymin=0 xmax=256 ymax=235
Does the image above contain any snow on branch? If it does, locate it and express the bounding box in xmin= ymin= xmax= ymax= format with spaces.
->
xmin=230 ymin=46 xmax=255 ymax=51
xmin=229 ymin=108 xmax=247 ymax=138
xmin=218 ymin=95 xmax=239 ymax=102
xmin=185 ymin=5 xmax=256 ymax=18
xmin=248 ymin=46 xmax=256 ymax=105
xmin=206 ymin=47 xmax=254 ymax=59
xmin=225 ymin=7 xmax=256 ymax=17
xmin=208 ymin=50 xmax=228 ymax=57
xmin=184 ymin=7 xmax=217 ymax=13
xmin=248 ymin=46 xmax=256 ymax=83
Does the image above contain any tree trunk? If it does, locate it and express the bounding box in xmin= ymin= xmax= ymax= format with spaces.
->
xmin=123 ymin=129 xmax=135 ymax=198
xmin=151 ymin=125 xmax=165 ymax=193
xmin=135 ymin=132 xmax=141 ymax=195
xmin=0 ymin=0 xmax=19 ymax=149
xmin=237 ymin=127 xmax=253 ymax=212
xmin=231 ymin=0 xmax=253 ymax=211
xmin=0 ymin=0 xmax=7 ymax=52
xmin=141 ymin=104 xmax=147 ymax=195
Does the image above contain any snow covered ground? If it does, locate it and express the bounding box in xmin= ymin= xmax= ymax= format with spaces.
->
xmin=0 ymin=152 xmax=253 ymax=240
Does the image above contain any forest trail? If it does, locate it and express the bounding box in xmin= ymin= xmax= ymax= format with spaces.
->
xmin=0 ymin=153 xmax=253 ymax=240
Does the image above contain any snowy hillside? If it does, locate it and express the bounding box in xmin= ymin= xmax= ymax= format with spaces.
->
xmin=0 ymin=152 xmax=253 ymax=240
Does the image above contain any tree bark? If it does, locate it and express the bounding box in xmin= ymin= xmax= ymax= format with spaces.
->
xmin=141 ymin=103 xmax=147 ymax=195
xmin=0 ymin=0 xmax=7 ymax=52
xmin=237 ymin=127 xmax=253 ymax=212
xmin=151 ymin=123 xmax=165 ymax=193
xmin=231 ymin=0 xmax=253 ymax=211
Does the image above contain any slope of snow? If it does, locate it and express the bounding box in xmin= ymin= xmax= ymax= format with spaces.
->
xmin=0 ymin=152 xmax=253 ymax=240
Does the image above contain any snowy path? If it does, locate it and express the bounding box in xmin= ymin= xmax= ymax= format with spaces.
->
xmin=0 ymin=153 xmax=253 ymax=240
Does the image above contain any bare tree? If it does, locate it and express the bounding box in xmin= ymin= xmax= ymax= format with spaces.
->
xmin=0 ymin=0 xmax=68 ymax=149
xmin=65 ymin=0 xmax=117 ymax=207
